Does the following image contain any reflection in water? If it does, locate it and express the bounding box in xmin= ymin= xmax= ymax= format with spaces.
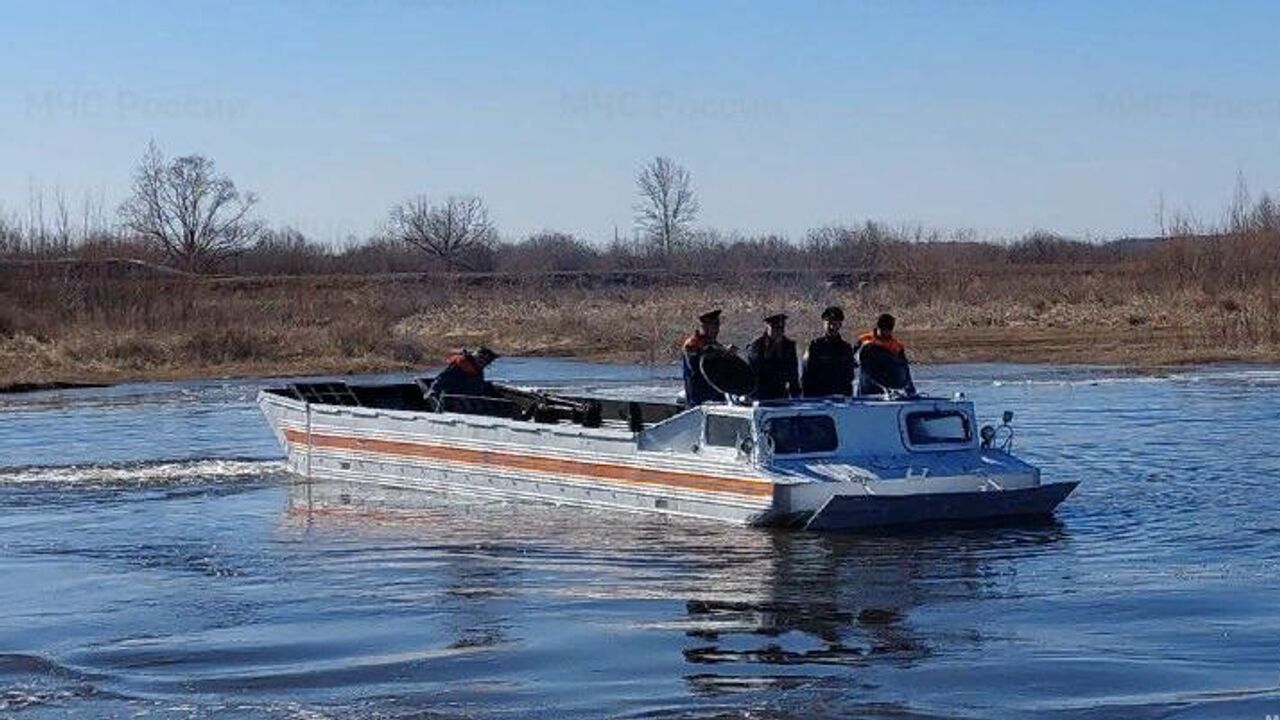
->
xmin=285 ymin=479 xmax=1072 ymax=705
xmin=677 ymin=522 xmax=1069 ymax=695
xmin=284 ymin=484 xmax=523 ymax=657
xmin=441 ymin=550 xmax=517 ymax=652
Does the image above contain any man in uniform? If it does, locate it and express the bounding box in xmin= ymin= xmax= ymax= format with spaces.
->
xmin=682 ymin=309 xmax=727 ymax=408
xmin=802 ymin=305 xmax=856 ymax=397
xmin=853 ymin=313 xmax=915 ymax=396
xmin=746 ymin=313 xmax=800 ymax=401
xmin=427 ymin=346 xmax=499 ymax=404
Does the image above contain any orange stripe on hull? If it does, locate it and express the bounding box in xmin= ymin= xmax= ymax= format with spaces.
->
xmin=283 ymin=429 xmax=774 ymax=499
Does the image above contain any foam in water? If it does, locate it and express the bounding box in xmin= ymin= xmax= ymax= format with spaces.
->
xmin=1168 ymin=368 xmax=1280 ymax=384
xmin=0 ymin=458 xmax=287 ymax=487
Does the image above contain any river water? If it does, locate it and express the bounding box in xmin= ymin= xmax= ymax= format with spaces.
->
xmin=2 ymin=360 xmax=1278 ymax=719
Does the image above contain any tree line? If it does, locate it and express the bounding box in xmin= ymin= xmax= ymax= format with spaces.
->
xmin=0 ymin=143 xmax=707 ymax=274
xmin=2 ymin=143 xmax=1277 ymax=278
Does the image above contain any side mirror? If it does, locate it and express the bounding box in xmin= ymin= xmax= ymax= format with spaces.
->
xmin=737 ymin=435 xmax=755 ymax=455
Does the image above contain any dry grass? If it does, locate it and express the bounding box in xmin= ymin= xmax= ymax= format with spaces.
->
xmin=3 ymin=247 xmax=1280 ymax=388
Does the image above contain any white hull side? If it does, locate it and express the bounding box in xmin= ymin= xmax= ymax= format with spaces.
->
xmin=258 ymin=391 xmax=1075 ymax=530
xmin=260 ymin=392 xmax=779 ymax=526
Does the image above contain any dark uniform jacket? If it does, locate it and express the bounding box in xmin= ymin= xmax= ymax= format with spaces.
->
xmin=682 ymin=334 xmax=726 ymax=408
xmin=746 ymin=334 xmax=800 ymax=401
xmin=852 ymin=332 xmax=915 ymax=396
xmin=802 ymin=333 xmax=856 ymax=397
xmin=428 ymin=354 xmax=491 ymax=400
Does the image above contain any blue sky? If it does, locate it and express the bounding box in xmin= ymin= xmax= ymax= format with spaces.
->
xmin=2 ymin=1 xmax=1278 ymax=244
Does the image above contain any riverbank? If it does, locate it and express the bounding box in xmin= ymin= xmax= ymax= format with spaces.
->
xmin=3 ymin=267 xmax=1279 ymax=389
xmin=4 ymin=325 xmax=1276 ymax=393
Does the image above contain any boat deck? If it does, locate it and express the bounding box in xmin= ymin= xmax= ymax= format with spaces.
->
xmin=263 ymin=379 xmax=685 ymax=433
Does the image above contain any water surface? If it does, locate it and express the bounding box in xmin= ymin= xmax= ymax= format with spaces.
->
xmin=2 ymin=361 xmax=1279 ymax=718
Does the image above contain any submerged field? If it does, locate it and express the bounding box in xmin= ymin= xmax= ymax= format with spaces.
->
xmin=3 ymin=256 xmax=1280 ymax=388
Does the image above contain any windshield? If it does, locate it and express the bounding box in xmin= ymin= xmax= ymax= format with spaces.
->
xmin=705 ymin=414 xmax=752 ymax=448
xmin=905 ymin=410 xmax=972 ymax=445
xmin=765 ymin=415 xmax=838 ymax=455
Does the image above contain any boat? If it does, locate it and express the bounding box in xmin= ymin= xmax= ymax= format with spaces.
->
xmin=257 ymin=360 xmax=1077 ymax=530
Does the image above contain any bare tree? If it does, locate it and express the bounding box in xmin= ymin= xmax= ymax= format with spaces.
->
xmin=634 ymin=156 xmax=699 ymax=255
xmin=81 ymin=190 xmax=108 ymax=243
xmin=27 ymin=182 xmax=47 ymax=248
xmin=498 ymin=231 xmax=598 ymax=273
xmin=387 ymin=195 xmax=497 ymax=270
xmin=53 ymin=187 xmax=73 ymax=252
xmin=804 ymin=222 xmax=891 ymax=271
xmin=118 ymin=142 xmax=262 ymax=272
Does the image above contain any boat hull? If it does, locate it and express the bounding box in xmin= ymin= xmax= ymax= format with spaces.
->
xmin=802 ymin=481 xmax=1079 ymax=531
xmin=260 ymin=391 xmax=778 ymax=526
xmin=258 ymin=389 xmax=1078 ymax=531
xmin=296 ymin=441 xmax=778 ymax=525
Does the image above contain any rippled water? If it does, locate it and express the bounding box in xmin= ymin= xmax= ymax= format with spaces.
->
xmin=2 ymin=360 xmax=1279 ymax=719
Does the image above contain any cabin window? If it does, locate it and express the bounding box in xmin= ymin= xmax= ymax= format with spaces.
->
xmin=905 ymin=410 xmax=972 ymax=445
xmin=765 ymin=415 xmax=838 ymax=455
xmin=705 ymin=414 xmax=752 ymax=448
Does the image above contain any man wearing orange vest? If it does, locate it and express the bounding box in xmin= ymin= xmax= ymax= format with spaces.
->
xmin=853 ymin=313 xmax=915 ymax=396
xmin=427 ymin=346 xmax=499 ymax=403
xmin=681 ymin=309 xmax=728 ymax=407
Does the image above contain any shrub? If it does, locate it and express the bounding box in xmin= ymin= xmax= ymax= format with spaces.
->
xmin=104 ymin=334 xmax=168 ymax=368
xmin=327 ymin=318 xmax=388 ymax=357
xmin=182 ymin=327 xmax=271 ymax=364
xmin=389 ymin=338 xmax=428 ymax=365
xmin=0 ymin=305 xmax=17 ymax=337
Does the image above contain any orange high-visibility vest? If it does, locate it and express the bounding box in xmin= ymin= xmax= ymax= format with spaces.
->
xmin=446 ymin=354 xmax=481 ymax=376
xmin=857 ymin=332 xmax=905 ymax=356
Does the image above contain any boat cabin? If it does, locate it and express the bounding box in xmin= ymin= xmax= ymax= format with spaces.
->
xmin=639 ymin=397 xmax=978 ymax=462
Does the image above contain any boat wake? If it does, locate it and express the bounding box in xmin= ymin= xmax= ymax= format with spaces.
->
xmin=0 ymin=457 xmax=288 ymax=488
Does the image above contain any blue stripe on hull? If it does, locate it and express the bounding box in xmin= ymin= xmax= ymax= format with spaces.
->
xmin=803 ymin=482 xmax=1079 ymax=531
